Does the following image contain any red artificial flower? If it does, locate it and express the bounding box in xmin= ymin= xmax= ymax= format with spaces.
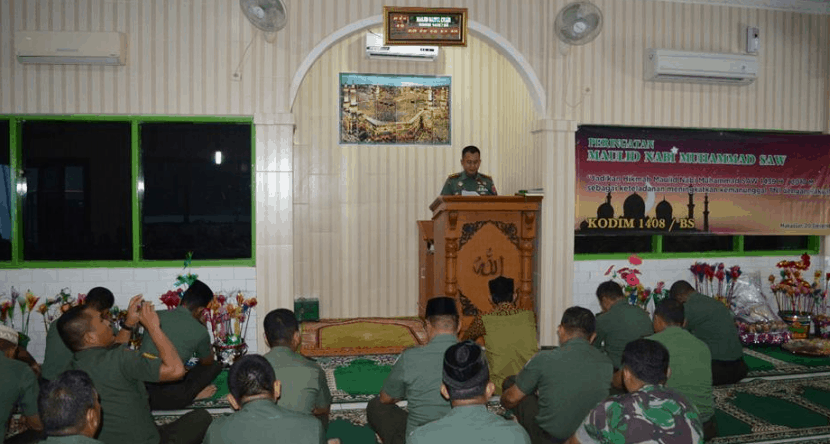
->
xmin=625 ymin=274 xmax=640 ymax=286
xmin=604 ymin=265 xmax=615 ymax=276
xmin=217 ymin=294 xmax=227 ymax=305
xmin=628 ymin=254 xmax=643 ymax=266
xmin=715 ymin=270 xmax=725 ymax=281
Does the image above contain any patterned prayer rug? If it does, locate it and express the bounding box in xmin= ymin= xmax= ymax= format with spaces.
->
xmin=711 ymin=375 xmax=830 ymax=443
xmin=300 ymin=318 xmax=427 ymax=356
xmin=744 ymin=345 xmax=830 ymax=378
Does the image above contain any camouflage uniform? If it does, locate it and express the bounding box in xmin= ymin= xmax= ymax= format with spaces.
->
xmin=573 ymin=385 xmax=704 ymax=444
xmin=440 ymin=171 xmax=497 ymax=196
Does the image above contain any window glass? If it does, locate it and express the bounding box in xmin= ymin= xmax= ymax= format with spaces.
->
xmin=140 ymin=122 xmax=252 ymax=260
xmin=0 ymin=120 xmax=10 ymax=261
xmin=744 ymin=235 xmax=809 ymax=252
xmin=663 ymin=235 xmax=734 ymax=253
xmin=575 ymin=235 xmax=652 ymax=254
xmin=21 ymin=121 xmax=131 ymax=260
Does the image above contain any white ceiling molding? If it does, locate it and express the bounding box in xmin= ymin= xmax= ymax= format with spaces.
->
xmin=646 ymin=0 xmax=830 ymax=14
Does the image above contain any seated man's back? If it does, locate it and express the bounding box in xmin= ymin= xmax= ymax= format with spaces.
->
xmin=463 ymin=277 xmax=538 ymax=394
xmin=262 ymin=309 xmax=331 ymax=416
xmin=264 ymin=346 xmax=329 ymax=413
xmin=594 ymin=281 xmax=654 ymax=369
xmin=408 ymin=341 xmax=529 ymax=444
xmin=204 ymin=355 xmax=324 ymax=444
xmin=0 ymin=351 xmax=39 ymax=438
xmin=502 ymin=307 xmax=613 ymax=442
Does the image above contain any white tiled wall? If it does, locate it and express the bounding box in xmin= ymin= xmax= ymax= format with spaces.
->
xmin=0 ymin=266 xmax=259 ymax=362
xmin=572 ymin=254 xmax=828 ymax=315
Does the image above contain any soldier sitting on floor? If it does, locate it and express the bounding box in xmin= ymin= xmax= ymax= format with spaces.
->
xmin=367 ymin=297 xmax=460 ymax=444
xmin=139 ymin=280 xmax=222 ymax=410
xmin=0 ymin=324 xmax=42 ymax=444
xmin=203 ymin=355 xmax=325 ymax=444
xmin=408 ymin=340 xmax=530 ymax=444
xmin=58 ymin=300 xmax=211 ymax=444
xmin=594 ymin=280 xmax=654 ymax=390
xmin=669 ymin=280 xmax=748 ymax=386
xmin=567 ymin=339 xmax=704 ymax=444
xmin=38 ymin=370 xmax=104 ymax=444
xmin=262 ymin=308 xmax=332 ymax=427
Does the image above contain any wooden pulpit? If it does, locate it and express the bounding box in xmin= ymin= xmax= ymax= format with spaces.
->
xmin=417 ymin=196 xmax=543 ymax=333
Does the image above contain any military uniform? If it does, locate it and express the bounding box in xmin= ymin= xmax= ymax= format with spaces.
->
xmin=573 ymin=385 xmax=704 ymax=444
xmin=648 ymin=326 xmax=714 ymax=422
xmin=683 ymin=292 xmax=747 ymax=385
xmin=262 ymin=346 xmax=331 ymax=415
xmin=512 ymin=337 xmax=613 ymax=442
xmin=139 ymin=306 xmax=212 ymax=362
xmin=0 ymin=354 xmax=38 ymax=434
xmin=367 ymin=334 xmax=458 ymax=442
xmin=71 ymin=344 xmax=211 ymax=444
xmin=70 ymin=345 xmax=162 ymax=444
xmin=139 ymin=306 xmax=221 ymax=410
xmin=203 ymin=399 xmax=324 ymax=444
xmin=407 ymin=405 xmax=531 ymax=444
xmin=440 ymin=171 xmax=497 ymax=196
xmin=42 ymin=323 xmax=74 ymax=381
xmin=594 ymin=300 xmax=654 ymax=369
xmin=42 ymin=436 xmax=104 ymax=444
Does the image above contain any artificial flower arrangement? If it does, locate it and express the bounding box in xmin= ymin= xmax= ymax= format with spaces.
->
xmin=769 ymin=253 xmax=824 ymax=316
xmin=37 ymin=288 xmax=82 ymax=331
xmin=605 ymin=254 xmax=667 ymax=313
xmin=0 ymin=287 xmax=41 ymax=347
xmin=689 ymin=262 xmax=742 ymax=308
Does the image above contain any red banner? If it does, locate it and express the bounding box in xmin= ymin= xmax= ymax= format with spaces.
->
xmin=575 ymin=126 xmax=830 ymax=235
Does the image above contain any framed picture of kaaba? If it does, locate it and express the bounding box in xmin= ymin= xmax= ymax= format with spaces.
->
xmin=339 ymin=73 xmax=451 ymax=145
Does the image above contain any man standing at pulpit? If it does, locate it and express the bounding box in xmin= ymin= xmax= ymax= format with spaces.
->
xmin=440 ymin=145 xmax=497 ymax=196
xmin=462 ymin=277 xmax=538 ymax=394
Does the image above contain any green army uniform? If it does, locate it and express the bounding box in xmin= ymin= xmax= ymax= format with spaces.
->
xmin=203 ymin=399 xmax=324 ymax=444
xmin=573 ymin=385 xmax=704 ymax=444
xmin=513 ymin=337 xmax=613 ymax=441
xmin=42 ymin=436 xmax=105 ymax=444
xmin=683 ymin=292 xmax=742 ymax=361
xmin=139 ymin=306 xmax=211 ymax=362
xmin=407 ymin=405 xmax=531 ymax=444
xmin=70 ymin=345 xmax=162 ymax=444
xmin=42 ymin=324 xmax=74 ymax=381
xmin=43 ymin=318 xmax=118 ymax=381
xmin=0 ymin=354 xmax=38 ymax=434
xmin=648 ymin=326 xmax=714 ymax=422
xmin=367 ymin=334 xmax=458 ymax=442
xmin=440 ymin=171 xmax=497 ymax=196
xmin=594 ymin=300 xmax=654 ymax=369
xmin=262 ymin=346 xmax=331 ymax=415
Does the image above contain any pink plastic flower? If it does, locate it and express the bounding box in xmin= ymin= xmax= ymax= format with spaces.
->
xmin=625 ymin=274 xmax=640 ymax=286
xmin=628 ymin=254 xmax=642 ymax=266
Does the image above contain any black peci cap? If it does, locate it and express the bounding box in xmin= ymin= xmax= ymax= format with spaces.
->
xmin=425 ymin=296 xmax=459 ymax=317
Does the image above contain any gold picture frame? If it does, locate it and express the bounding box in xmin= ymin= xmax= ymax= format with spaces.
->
xmin=383 ymin=7 xmax=468 ymax=47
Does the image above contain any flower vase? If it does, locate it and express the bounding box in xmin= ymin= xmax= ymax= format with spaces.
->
xmin=780 ymin=311 xmax=811 ymax=339
xmin=213 ymin=341 xmax=248 ymax=367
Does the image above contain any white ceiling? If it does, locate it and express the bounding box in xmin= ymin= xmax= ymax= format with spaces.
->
xmin=650 ymin=0 xmax=830 ymax=14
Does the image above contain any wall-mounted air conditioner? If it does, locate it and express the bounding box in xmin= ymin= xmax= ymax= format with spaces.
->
xmin=645 ymin=49 xmax=757 ymax=85
xmin=16 ymin=31 xmax=127 ymax=65
xmin=366 ymin=32 xmax=438 ymax=62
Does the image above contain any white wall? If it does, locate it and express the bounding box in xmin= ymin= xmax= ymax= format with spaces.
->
xmin=1 ymin=266 xmax=259 ymax=362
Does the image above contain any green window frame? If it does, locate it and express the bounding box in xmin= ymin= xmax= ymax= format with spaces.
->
xmin=0 ymin=114 xmax=255 ymax=269
xmin=575 ymin=234 xmax=821 ymax=261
